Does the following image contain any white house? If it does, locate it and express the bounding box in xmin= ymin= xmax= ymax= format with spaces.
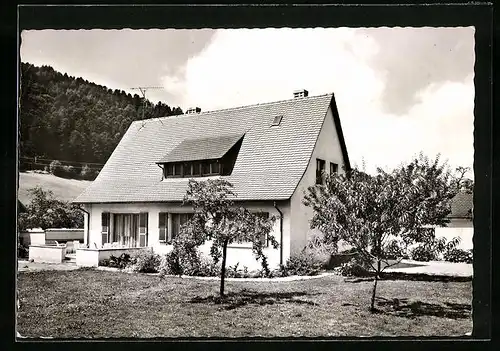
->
xmin=435 ymin=191 xmax=473 ymax=250
xmin=73 ymin=90 xmax=351 ymax=270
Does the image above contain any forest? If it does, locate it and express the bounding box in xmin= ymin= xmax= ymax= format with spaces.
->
xmin=19 ymin=62 xmax=183 ymax=169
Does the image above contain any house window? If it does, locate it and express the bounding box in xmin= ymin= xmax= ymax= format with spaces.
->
xmin=234 ymin=212 xmax=270 ymax=247
xmin=183 ymin=163 xmax=193 ymax=176
xmin=316 ymin=159 xmax=325 ymax=184
xmin=171 ymin=213 xmax=194 ymax=240
xmin=330 ymin=162 xmax=338 ymax=174
xmin=160 ymin=213 xmax=195 ymax=244
xmin=113 ymin=213 xmax=139 ymax=247
xmin=163 ymin=160 xmax=223 ymax=178
xmin=192 ymin=162 xmax=201 ymax=176
xmin=211 ymin=162 xmax=220 ymax=174
xmin=201 ymin=162 xmax=212 ymax=175
xmin=101 ymin=212 xmax=110 ymax=245
xmin=165 ymin=164 xmax=174 ymax=177
xmin=173 ymin=163 xmax=182 ymax=176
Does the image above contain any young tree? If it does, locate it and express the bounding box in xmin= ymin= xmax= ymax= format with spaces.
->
xmin=178 ymin=179 xmax=278 ymax=297
xmin=303 ymin=154 xmax=458 ymax=311
xmin=18 ymin=186 xmax=83 ymax=231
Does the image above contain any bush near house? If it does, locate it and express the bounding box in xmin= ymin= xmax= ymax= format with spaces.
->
xmin=283 ymin=252 xmax=325 ymax=276
xmin=101 ymin=253 xmax=132 ymax=269
xmin=128 ymin=251 xmax=162 ymax=273
xmin=336 ymin=258 xmax=372 ymax=277
xmin=49 ymin=160 xmax=64 ymax=177
xmin=410 ymin=245 xmax=436 ymax=262
xmin=443 ymin=248 xmax=473 ymax=264
xmin=18 ymin=243 xmax=29 ymax=259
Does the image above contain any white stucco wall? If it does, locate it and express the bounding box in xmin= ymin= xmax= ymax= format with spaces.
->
xmin=435 ymin=219 xmax=473 ymax=250
xmin=87 ymin=200 xmax=290 ymax=271
xmin=289 ymin=105 xmax=347 ymax=256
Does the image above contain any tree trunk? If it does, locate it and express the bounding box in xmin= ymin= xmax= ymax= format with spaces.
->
xmin=220 ymin=239 xmax=229 ymax=298
xmin=370 ymin=260 xmax=382 ymax=312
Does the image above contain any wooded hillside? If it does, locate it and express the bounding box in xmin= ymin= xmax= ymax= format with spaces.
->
xmin=19 ymin=62 xmax=183 ymax=166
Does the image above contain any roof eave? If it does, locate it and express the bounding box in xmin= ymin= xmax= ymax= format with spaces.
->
xmin=330 ymin=94 xmax=352 ymax=172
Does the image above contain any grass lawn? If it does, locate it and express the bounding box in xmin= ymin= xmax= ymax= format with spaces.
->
xmin=18 ymin=172 xmax=91 ymax=204
xmin=17 ymin=270 xmax=472 ymax=338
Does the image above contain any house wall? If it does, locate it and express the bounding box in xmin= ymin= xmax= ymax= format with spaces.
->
xmin=435 ymin=219 xmax=473 ymax=250
xmin=289 ymin=105 xmax=347 ymax=256
xmin=87 ymin=200 xmax=291 ymax=270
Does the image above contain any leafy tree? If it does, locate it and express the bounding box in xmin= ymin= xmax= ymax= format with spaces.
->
xmin=452 ymin=166 xmax=474 ymax=194
xmin=176 ymin=179 xmax=278 ymax=297
xmin=18 ymin=186 xmax=83 ymax=231
xmin=303 ymin=154 xmax=458 ymax=311
xmin=19 ymin=62 xmax=183 ymax=166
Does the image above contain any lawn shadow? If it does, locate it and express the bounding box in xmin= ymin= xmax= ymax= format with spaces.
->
xmin=190 ymin=289 xmax=320 ymax=310
xmin=375 ymin=297 xmax=471 ymax=319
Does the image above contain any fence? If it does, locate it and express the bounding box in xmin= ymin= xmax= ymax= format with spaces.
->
xmin=19 ymin=156 xmax=103 ymax=173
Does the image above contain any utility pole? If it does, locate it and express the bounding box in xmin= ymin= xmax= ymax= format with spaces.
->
xmin=130 ymin=86 xmax=164 ymax=124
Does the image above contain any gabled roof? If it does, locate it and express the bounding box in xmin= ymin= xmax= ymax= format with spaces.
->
xmin=74 ymin=93 xmax=350 ymax=203
xmin=449 ymin=191 xmax=473 ymax=219
xmin=158 ymin=134 xmax=244 ymax=163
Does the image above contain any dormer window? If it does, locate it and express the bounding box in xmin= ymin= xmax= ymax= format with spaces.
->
xmin=157 ymin=134 xmax=244 ymax=179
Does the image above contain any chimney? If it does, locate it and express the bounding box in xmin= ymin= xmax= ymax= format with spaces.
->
xmin=186 ymin=107 xmax=201 ymax=114
xmin=293 ymin=89 xmax=309 ymax=99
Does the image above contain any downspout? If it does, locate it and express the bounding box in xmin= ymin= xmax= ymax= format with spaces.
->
xmin=157 ymin=163 xmax=165 ymax=180
xmin=273 ymin=201 xmax=284 ymax=266
xmin=76 ymin=205 xmax=90 ymax=247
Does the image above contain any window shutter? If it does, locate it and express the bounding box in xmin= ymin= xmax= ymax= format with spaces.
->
xmin=139 ymin=212 xmax=148 ymax=247
xmin=159 ymin=213 xmax=166 ymax=242
xmin=101 ymin=212 xmax=110 ymax=245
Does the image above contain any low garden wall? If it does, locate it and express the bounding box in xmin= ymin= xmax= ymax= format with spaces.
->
xmin=28 ymin=244 xmax=66 ymax=264
xmin=76 ymin=247 xmax=152 ymax=267
xmin=19 ymin=229 xmax=45 ymax=246
xmin=19 ymin=228 xmax=84 ymax=246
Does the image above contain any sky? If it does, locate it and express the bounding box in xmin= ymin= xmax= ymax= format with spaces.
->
xmin=20 ymin=27 xmax=475 ymax=178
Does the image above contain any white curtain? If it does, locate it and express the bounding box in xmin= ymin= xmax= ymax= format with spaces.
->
xmin=113 ymin=214 xmax=139 ymax=247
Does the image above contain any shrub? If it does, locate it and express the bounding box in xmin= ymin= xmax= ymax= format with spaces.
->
xmin=105 ymin=253 xmax=131 ymax=269
xmin=129 ymin=250 xmax=161 ymax=273
xmin=410 ymin=245 xmax=436 ymax=262
xmin=443 ymin=248 xmax=473 ymax=264
xmin=224 ymin=263 xmax=253 ymax=278
xmin=80 ymin=164 xmax=92 ymax=180
xmin=335 ymin=258 xmax=371 ymax=277
xmin=161 ymin=250 xmax=183 ymax=276
xmin=62 ymin=165 xmax=78 ymax=178
xmin=49 ymin=160 xmax=64 ymax=177
xmin=198 ymin=256 xmax=221 ymax=277
xmin=285 ymin=252 xmax=325 ymax=276
xmin=18 ymin=244 xmax=29 ymax=259
xmin=270 ymin=264 xmax=290 ymax=278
